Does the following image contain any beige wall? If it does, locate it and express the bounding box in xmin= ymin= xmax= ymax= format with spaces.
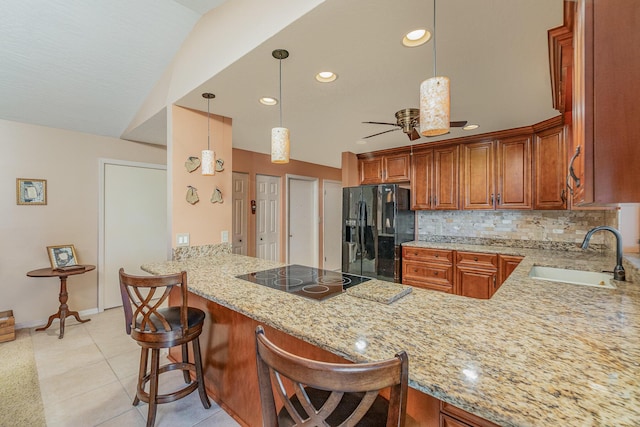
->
xmin=171 ymin=106 xmax=232 ymax=247
xmin=233 ymin=148 xmax=341 ymax=264
xmin=0 ymin=119 xmax=166 ymax=326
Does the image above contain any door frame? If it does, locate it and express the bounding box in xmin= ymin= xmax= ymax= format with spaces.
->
xmin=322 ymin=179 xmax=342 ymax=271
xmin=98 ymin=158 xmax=169 ymax=312
xmin=285 ymin=174 xmax=319 ymax=266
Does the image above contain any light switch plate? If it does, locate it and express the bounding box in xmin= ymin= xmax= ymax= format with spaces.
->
xmin=221 ymin=230 xmax=229 ymax=243
xmin=176 ymin=233 xmax=190 ymax=247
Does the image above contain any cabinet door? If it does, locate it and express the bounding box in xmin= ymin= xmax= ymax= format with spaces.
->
xmin=433 ymin=145 xmax=459 ymax=210
xmin=534 ymin=126 xmax=567 ymax=209
xmin=461 ymin=141 xmax=495 ymax=210
xmin=573 ymin=0 xmax=640 ymax=204
xmin=498 ymin=254 xmax=523 ymax=288
xmin=411 ymin=150 xmax=433 ymax=209
xmin=359 ymin=157 xmax=383 ymax=184
xmin=496 ymin=136 xmax=532 ymax=209
xmin=384 ymin=153 xmax=411 ymax=183
xmin=456 ymin=265 xmax=496 ymax=300
xmin=441 ymin=414 xmax=472 ymax=427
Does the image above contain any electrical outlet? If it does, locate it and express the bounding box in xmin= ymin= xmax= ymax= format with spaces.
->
xmin=221 ymin=230 xmax=229 ymax=243
xmin=176 ymin=233 xmax=190 ymax=247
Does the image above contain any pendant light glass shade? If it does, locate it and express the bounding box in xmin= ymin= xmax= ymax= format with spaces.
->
xmin=202 ymin=92 xmax=216 ymax=175
xmin=271 ymin=49 xmax=290 ymax=164
xmin=271 ymin=127 xmax=290 ymax=163
xmin=201 ymin=149 xmax=215 ymax=175
xmin=420 ymin=76 xmax=450 ymax=136
xmin=420 ymin=0 xmax=450 ymax=137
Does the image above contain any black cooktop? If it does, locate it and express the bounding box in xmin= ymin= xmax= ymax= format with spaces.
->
xmin=235 ymin=265 xmax=371 ymax=301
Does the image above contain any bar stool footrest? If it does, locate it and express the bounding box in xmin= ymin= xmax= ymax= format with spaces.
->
xmin=137 ymin=362 xmax=199 ymax=405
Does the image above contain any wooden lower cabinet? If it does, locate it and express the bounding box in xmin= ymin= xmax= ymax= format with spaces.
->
xmin=498 ymin=254 xmax=524 ymax=286
xmin=402 ymin=247 xmax=454 ymax=293
xmin=403 ymin=247 xmax=522 ymax=299
xmin=170 ymin=291 xmax=467 ymax=426
xmin=441 ymin=402 xmax=501 ymax=427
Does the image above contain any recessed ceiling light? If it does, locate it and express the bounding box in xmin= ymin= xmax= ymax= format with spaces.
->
xmin=402 ymin=28 xmax=431 ymax=47
xmin=462 ymin=124 xmax=479 ymax=131
xmin=315 ymin=71 xmax=337 ymax=83
xmin=259 ymin=97 xmax=278 ymax=106
xmin=356 ymin=139 xmax=367 ymax=145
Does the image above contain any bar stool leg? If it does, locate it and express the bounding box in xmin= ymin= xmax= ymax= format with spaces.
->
xmin=147 ymin=349 xmax=160 ymax=427
xmin=134 ymin=347 xmax=148 ymax=406
xmin=193 ymin=337 xmax=211 ymax=408
xmin=181 ymin=343 xmax=191 ymax=383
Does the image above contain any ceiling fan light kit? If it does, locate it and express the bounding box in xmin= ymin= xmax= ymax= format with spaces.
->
xmin=420 ymin=76 xmax=450 ymax=137
xmin=201 ymin=92 xmax=216 ymax=176
xmin=271 ymin=48 xmax=290 ymax=164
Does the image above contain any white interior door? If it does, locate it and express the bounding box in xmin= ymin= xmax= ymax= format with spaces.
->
xmin=288 ymin=175 xmax=318 ymax=267
xmin=256 ymin=174 xmax=280 ymax=262
xmin=232 ymin=172 xmax=248 ymax=255
xmin=100 ymin=160 xmax=167 ymax=310
xmin=323 ymin=180 xmax=342 ymax=271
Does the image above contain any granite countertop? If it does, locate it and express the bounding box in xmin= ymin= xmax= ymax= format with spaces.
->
xmin=142 ymin=244 xmax=640 ymax=427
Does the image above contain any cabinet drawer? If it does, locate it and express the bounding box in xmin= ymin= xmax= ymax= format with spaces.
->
xmin=403 ymin=247 xmax=453 ymax=264
xmin=456 ymin=251 xmax=497 ymax=269
xmin=403 ymin=261 xmax=454 ymax=288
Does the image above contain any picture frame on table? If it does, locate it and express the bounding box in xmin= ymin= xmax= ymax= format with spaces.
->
xmin=16 ymin=178 xmax=47 ymax=205
xmin=47 ymin=245 xmax=81 ymax=270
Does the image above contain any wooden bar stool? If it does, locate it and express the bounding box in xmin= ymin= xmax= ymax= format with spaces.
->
xmin=119 ymin=268 xmax=211 ymax=427
xmin=255 ymin=325 xmax=409 ymax=426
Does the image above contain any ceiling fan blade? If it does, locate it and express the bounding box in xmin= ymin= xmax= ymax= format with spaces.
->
xmin=362 ymin=128 xmax=401 ymax=139
xmin=362 ymin=121 xmax=399 ymax=126
xmin=450 ymin=120 xmax=468 ymax=127
xmin=408 ymin=127 xmax=421 ymax=141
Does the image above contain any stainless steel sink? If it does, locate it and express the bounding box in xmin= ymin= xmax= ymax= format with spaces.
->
xmin=528 ymin=266 xmax=615 ymax=289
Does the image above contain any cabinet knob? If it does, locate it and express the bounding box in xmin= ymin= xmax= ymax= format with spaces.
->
xmin=435 ymin=254 xmax=439 ymax=258
xmin=474 ymin=257 xmax=478 ymax=262
xmin=434 ymin=272 xmax=439 ymax=276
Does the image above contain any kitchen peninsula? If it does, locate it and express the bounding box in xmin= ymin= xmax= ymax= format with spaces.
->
xmin=142 ymin=245 xmax=640 ymax=427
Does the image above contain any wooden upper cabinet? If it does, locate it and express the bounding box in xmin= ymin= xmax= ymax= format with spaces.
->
xmin=411 ymin=150 xmax=433 ymax=209
xmin=384 ymin=153 xmax=411 ymax=182
xmin=411 ymin=145 xmax=459 ymax=210
xmin=534 ymin=126 xmax=567 ymax=209
xmin=461 ymin=141 xmax=495 ymax=210
xmin=359 ymin=156 xmax=383 ymax=184
xmin=359 ymin=153 xmax=410 ymax=184
xmin=572 ymin=0 xmax=640 ymax=204
xmin=462 ymin=139 xmax=532 ymax=210
xmin=496 ymin=136 xmax=532 ymax=209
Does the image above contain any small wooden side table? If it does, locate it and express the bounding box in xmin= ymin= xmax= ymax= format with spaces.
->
xmin=27 ymin=265 xmax=95 ymax=339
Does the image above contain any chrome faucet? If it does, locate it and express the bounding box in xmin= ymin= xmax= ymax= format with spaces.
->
xmin=581 ymin=226 xmax=626 ymax=281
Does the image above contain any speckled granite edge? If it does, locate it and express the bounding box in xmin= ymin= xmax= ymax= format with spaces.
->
xmin=415 ymin=236 xmax=609 ymax=252
xmin=172 ymin=243 xmax=231 ymax=261
xmin=346 ymin=281 xmax=412 ymax=304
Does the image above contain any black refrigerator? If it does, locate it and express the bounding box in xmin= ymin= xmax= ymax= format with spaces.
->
xmin=342 ymin=185 xmax=415 ymax=282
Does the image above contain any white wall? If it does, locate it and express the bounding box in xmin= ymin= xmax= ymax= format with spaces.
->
xmin=0 ymin=119 xmax=166 ymax=327
xmin=620 ymin=204 xmax=640 ymax=253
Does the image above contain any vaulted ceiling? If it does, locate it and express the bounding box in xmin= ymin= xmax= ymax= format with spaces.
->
xmin=1 ymin=0 xmax=563 ymax=168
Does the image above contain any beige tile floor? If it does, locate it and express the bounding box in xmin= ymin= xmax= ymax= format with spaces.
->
xmin=30 ymin=308 xmax=241 ymax=427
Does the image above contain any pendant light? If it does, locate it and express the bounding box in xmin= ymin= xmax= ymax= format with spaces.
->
xmin=420 ymin=0 xmax=450 ymax=137
xmin=271 ymin=49 xmax=290 ymax=164
xmin=201 ymin=92 xmax=216 ymax=175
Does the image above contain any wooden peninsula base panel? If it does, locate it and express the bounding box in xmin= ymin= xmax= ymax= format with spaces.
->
xmin=170 ymin=291 xmax=498 ymax=427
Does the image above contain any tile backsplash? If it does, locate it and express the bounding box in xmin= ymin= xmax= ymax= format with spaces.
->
xmin=417 ymin=210 xmax=618 ymax=250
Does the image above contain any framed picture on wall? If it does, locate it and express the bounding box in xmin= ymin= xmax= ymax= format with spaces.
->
xmin=16 ymin=178 xmax=47 ymax=205
xmin=47 ymin=245 xmax=79 ymax=269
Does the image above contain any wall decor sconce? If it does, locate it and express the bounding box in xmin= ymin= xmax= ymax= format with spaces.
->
xmin=186 ymin=186 xmax=199 ymax=204
xmin=185 ymin=156 xmax=201 ymax=173
xmin=201 ymin=93 xmax=216 ymax=175
xmin=216 ymin=158 xmax=224 ymax=172
xmin=211 ymin=187 xmax=223 ymax=204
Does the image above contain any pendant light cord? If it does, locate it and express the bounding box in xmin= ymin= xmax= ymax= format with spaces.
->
xmin=279 ymin=58 xmax=283 ymax=128
xmin=207 ymin=98 xmax=211 ymax=150
xmin=433 ymin=0 xmax=437 ymax=77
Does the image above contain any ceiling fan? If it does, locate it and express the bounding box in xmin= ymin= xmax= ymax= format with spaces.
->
xmin=362 ymin=108 xmax=467 ymax=141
